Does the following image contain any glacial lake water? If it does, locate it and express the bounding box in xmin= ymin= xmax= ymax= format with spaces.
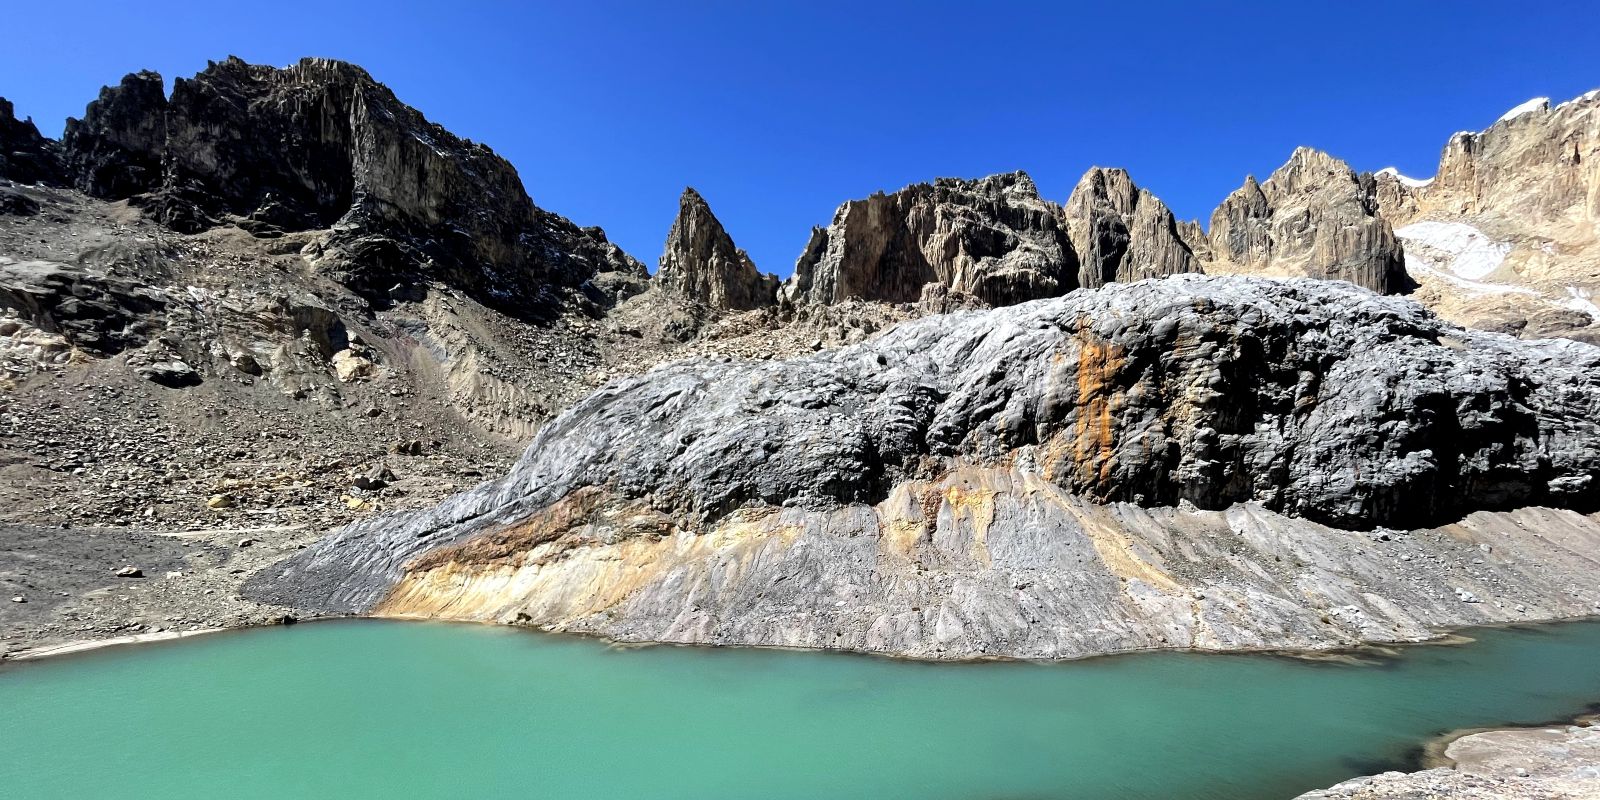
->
xmin=4 ymin=620 xmax=1600 ymax=799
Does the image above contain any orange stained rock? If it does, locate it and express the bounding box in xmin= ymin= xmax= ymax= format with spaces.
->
xmin=1072 ymin=328 xmax=1125 ymax=496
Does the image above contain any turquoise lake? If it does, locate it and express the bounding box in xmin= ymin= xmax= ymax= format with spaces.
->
xmin=4 ymin=619 xmax=1600 ymax=799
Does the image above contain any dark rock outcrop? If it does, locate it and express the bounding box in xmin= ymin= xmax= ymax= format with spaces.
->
xmin=0 ymin=258 xmax=169 ymax=355
xmin=250 ymin=276 xmax=1600 ymax=618
xmin=54 ymin=57 xmax=646 ymax=316
xmin=1061 ymin=167 xmax=1200 ymax=289
xmin=1209 ymin=148 xmax=1407 ymax=293
xmin=61 ymin=72 xmax=167 ymax=199
xmin=653 ymin=188 xmax=776 ymax=310
xmin=781 ymin=172 xmax=1076 ymax=307
xmin=0 ymin=98 xmax=64 ymax=186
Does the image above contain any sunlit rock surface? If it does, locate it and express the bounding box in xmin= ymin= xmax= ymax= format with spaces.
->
xmin=250 ymin=276 xmax=1600 ymax=659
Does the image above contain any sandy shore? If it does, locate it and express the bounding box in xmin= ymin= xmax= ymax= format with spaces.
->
xmin=5 ymin=627 xmax=230 ymax=661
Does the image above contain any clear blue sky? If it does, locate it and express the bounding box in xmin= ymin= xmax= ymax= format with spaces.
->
xmin=3 ymin=1 xmax=1597 ymax=278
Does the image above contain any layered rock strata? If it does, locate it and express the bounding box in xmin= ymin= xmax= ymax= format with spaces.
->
xmin=249 ymin=276 xmax=1600 ymax=659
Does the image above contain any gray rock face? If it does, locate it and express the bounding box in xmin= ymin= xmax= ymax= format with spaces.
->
xmin=781 ymin=172 xmax=1076 ymax=307
xmin=1209 ymin=148 xmax=1407 ymax=293
xmin=53 ymin=57 xmax=646 ymax=316
xmin=0 ymin=99 xmax=64 ymax=187
xmin=1061 ymin=167 xmax=1201 ymax=289
xmin=248 ymin=276 xmax=1600 ymax=627
xmin=653 ymin=188 xmax=777 ymax=310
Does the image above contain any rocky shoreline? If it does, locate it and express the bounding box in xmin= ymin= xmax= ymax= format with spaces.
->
xmin=0 ymin=521 xmax=309 ymax=659
xmin=1296 ymin=718 xmax=1600 ymax=799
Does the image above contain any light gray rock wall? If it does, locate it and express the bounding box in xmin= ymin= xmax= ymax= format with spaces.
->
xmin=248 ymin=276 xmax=1600 ymax=660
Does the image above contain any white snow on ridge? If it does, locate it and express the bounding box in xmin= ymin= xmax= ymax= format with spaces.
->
xmin=1558 ymin=89 xmax=1600 ymax=108
xmin=1496 ymin=96 xmax=1550 ymax=124
xmin=1396 ymin=221 xmax=1511 ymax=281
xmin=1375 ymin=167 xmax=1434 ymax=189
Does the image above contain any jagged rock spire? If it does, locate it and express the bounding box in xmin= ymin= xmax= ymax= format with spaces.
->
xmin=1208 ymin=147 xmax=1406 ymax=294
xmin=654 ymin=187 xmax=777 ymax=311
xmin=1061 ymin=167 xmax=1200 ymax=289
xmin=61 ymin=71 xmax=167 ymax=199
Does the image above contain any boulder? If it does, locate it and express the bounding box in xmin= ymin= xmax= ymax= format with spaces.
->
xmin=131 ymin=354 xmax=201 ymax=387
xmin=352 ymin=464 xmax=394 ymax=491
xmin=330 ymin=348 xmax=374 ymax=382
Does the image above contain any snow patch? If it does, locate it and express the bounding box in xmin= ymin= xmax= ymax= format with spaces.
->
xmin=1496 ymin=97 xmax=1549 ymax=124
xmin=1558 ymin=89 xmax=1600 ymax=108
xmin=1374 ymin=167 xmax=1434 ymax=189
xmin=1560 ymin=286 xmax=1600 ymax=317
xmin=1396 ymin=221 xmax=1512 ymax=281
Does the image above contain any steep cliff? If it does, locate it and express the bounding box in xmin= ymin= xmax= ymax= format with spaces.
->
xmin=780 ymin=172 xmax=1076 ymax=307
xmin=1371 ymin=90 xmax=1600 ymax=340
xmin=1061 ymin=167 xmax=1200 ymax=289
xmin=0 ymin=99 xmax=64 ymax=188
xmin=60 ymin=71 xmax=167 ymax=199
xmin=52 ymin=57 xmax=645 ymax=316
xmin=1208 ymin=148 xmax=1406 ymax=294
xmin=249 ymin=276 xmax=1600 ymax=658
xmin=653 ymin=187 xmax=777 ymax=310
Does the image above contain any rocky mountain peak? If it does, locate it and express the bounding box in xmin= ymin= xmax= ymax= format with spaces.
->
xmin=780 ymin=171 xmax=1076 ymax=307
xmin=1061 ymin=167 xmax=1199 ymax=289
xmin=46 ymin=56 xmax=644 ymax=317
xmin=0 ymin=97 xmax=64 ymax=187
xmin=935 ymin=170 xmax=1040 ymax=199
xmin=1363 ymin=88 xmax=1600 ymax=341
xmin=654 ymin=186 xmax=777 ymax=311
xmin=1208 ymin=147 xmax=1405 ymax=293
xmin=60 ymin=70 xmax=168 ymax=199
xmin=1411 ymin=88 xmax=1598 ymax=227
